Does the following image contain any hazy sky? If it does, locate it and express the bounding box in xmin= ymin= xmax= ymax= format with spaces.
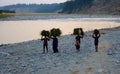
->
xmin=0 ymin=0 xmax=67 ymax=6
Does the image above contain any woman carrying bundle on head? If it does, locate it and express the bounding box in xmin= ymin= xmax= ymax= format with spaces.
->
xmin=41 ymin=36 xmax=50 ymax=53
xmin=92 ymin=29 xmax=101 ymax=52
xmin=75 ymin=28 xmax=84 ymax=51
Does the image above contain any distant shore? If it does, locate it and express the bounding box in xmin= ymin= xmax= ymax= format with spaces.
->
xmin=0 ymin=13 xmax=13 ymax=18
xmin=0 ymin=13 xmax=120 ymax=17
xmin=0 ymin=13 xmax=59 ymax=17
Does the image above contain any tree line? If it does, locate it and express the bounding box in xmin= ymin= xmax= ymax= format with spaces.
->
xmin=0 ymin=4 xmax=63 ymax=13
xmin=0 ymin=10 xmax=15 ymax=14
xmin=61 ymin=0 xmax=94 ymax=13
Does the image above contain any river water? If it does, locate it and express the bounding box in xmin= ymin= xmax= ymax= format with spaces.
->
xmin=0 ymin=14 xmax=120 ymax=44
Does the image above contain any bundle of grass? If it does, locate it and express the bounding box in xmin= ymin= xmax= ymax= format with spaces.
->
xmin=40 ymin=30 xmax=50 ymax=37
xmin=73 ymin=28 xmax=84 ymax=36
xmin=50 ymin=28 xmax=62 ymax=37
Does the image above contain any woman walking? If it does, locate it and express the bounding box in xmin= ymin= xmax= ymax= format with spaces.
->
xmin=75 ymin=28 xmax=84 ymax=51
xmin=75 ymin=34 xmax=83 ymax=51
xmin=41 ymin=36 xmax=49 ymax=53
xmin=92 ymin=29 xmax=100 ymax=52
xmin=52 ymin=36 xmax=59 ymax=53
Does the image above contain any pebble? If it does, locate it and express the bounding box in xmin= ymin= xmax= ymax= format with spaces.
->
xmin=107 ymin=50 xmax=113 ymax=55
xmin=0 ymin=52 xmax=10 ymax=58
xmin=95 ymin=69 xmax=111 ymax=74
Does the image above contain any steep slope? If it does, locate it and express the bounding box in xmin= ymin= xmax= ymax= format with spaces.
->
xmin=88 ymin=0 xmax=120 ymax=15
xmin=0 ymin=4 xmax=63 ymax=13
xmin=61 ymin=0 xmax=120 ymax=15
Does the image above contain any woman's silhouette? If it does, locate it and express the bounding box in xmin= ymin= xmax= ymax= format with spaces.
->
xmin=92 ymin=29 xmax=100 ymax=52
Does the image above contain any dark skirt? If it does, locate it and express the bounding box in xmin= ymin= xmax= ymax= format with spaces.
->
xmin=94 ymin=39 xmax=99 ymax=45
xmin=53 ymin=44 xmax=58 ymax=53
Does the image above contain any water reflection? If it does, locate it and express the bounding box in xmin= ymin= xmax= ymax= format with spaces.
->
xmin=0 ymin=15 xmax=120 ymax=44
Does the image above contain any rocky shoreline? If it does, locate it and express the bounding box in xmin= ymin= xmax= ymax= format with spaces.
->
xmin=0 ymin=27 xmax=120 ymax=74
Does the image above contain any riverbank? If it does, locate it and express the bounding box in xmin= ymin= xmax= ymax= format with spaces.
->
xmin=0 ymin=17 xmax=120 ymax=44
xmin=0 ymin=13 xmax=14 ymax=18
xmin=0 ymin=27 xmax=120 ymax=74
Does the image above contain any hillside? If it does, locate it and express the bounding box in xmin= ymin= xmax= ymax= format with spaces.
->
xmin=61 ymin=0 xmax=120 ymax=15
xmin=0 ymin=4 xmax=63 ymax=13
xmin=88 ymin=0 xmax=120 ymax=15
xmin=0 ymin=0 xmax=120 ymax=15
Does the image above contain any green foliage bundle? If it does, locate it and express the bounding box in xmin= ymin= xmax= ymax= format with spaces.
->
xmin=73 ymin=28 xmax=84 ymax=36
xmin=50 ymin=28 xmax=62 ymax=37
xmin=40 ymin=30 xmax=50 ymax=37
xmin=40 ymin=28 xmax=62 ymax=37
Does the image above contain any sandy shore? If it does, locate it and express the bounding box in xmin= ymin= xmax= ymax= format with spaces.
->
xmin=0 ymin=27 xmax=120 ymax=74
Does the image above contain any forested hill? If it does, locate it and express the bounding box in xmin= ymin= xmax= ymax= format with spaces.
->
xmin=0 ymin=0 xmax=120 ymax=15
xmin=0 ymin=4 xmax=63 ymax=13
xmin=61 ymin=0 xmax=120 ymax=15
